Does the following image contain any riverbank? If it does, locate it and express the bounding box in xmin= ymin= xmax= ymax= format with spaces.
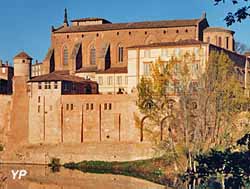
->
xmin=63 ymin=157 xmax=177 ymax=185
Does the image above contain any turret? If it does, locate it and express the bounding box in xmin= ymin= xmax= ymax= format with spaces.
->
xmin=203 ymin=27 xmax=235 ymax=51
xmin=13 ymin=51 xmax=32 ymax=80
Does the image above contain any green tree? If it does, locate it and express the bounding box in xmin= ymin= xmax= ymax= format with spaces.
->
xmin=212 ymin=0 xmax=250 ymax=26
xmin=137 ymin=50 xmax=250 ymax=172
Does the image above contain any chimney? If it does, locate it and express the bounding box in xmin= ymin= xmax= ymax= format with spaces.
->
xmin=35 ymin=60 xmax=38 ymax=64
xmin=5 ymin=61 xmax=8 ymax=66
xmin=0 ymin=60 xmax=2 ymax=67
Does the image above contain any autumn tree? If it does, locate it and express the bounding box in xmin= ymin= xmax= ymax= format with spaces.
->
xmin=137 ymin=50 xmax=250 ymax=172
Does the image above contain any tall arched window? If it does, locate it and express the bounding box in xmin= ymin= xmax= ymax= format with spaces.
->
xmin=63 ymin=46 xmax=69 ymax=65
xmin=118 ymin=44 xmax=124 ymax=63
xmin=218 ymin=37 xmax=222 ymax=46
xmin=90 ymin=46 xmax=96 ymax=65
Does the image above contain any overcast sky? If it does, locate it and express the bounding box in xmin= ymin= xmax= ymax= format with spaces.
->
xmin=0 ymin=0 xmax=249 ymax=63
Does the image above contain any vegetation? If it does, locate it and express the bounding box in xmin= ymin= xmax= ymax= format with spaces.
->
xmin=190 ymin=133 xmax=250 ymax=188
xmin=64 ymin=157 xmax=174 ymax=185
xmin=212 ymin=0 xmax=250 ymax=26
xmin=137 ymin=50 xmax=250 ymax=175
xmin=49 ymin=158 xmax=61 ymax=172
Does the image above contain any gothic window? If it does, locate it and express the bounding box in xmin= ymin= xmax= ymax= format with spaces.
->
xmin=90 ymin=46 xmax=96 ymax=65
xmin=118 ymin=45 xmax=124 ymax=63
xmin=218 ymin=37 xmax=222 ymax=46
xmin=63 ymin=46 xmax=69 ymax=65
xmin=226 ymin=37 xmax=229 ymax=49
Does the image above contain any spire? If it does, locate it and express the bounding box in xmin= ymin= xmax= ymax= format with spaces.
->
xmin=64 ymin=8 xmax=69 ymax=26
xmin=202 ymin=12 xmax=207 ymax=19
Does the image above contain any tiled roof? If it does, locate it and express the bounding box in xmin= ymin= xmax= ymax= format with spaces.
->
xmin=76 ymin=67 xmax=127 ymax=74
xmin=97 ymin=67 xmax=128 ymax=74
xmin=54 ymin=18 xmax=202 ymax=33
xmin=204 ymin=27 xmax=235 ymax=34
xmin=29 ymin=72 xmax=96 ymax=84
xmin=14 ymin=51 xmax=32 ymax=59
xmin=71 ymin=17 xmax=111 ymax=23
xmin=76 ymin=67 xmax=98 ymax=73
xmin=128 ymin=39 xmax=207 ymax=49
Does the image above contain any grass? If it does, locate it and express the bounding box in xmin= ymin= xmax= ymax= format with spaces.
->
xmin=63 ymin=157 xmax=175 ymax=185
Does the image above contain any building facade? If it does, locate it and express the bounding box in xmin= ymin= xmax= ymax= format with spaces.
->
xmin=0 ymin=12 xmax=250 ymax=163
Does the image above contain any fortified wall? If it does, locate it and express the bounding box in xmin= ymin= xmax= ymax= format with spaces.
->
xmin=0 ymin=95 xmax=12 ymax=145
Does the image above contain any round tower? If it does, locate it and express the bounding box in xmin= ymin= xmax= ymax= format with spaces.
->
xmin=13 ymin=51 xmax=32 ymax=79
xmin=203 ymin=27 xmax=235 ymax=51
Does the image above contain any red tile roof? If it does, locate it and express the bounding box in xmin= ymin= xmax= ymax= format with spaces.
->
xmin=54 ymin=18 xmax=202 ymax=33
xmin=204 ymin=27 xmax=235 ymax=35
xmin=97 ymin=67 xmax=128 ymax=74
xmin=128 ymin=39 xmax=207 ymax=49
xmin=71 ymin=17 xmax=111 ymax=23
xmin=14 ymin=51 xmax=32 ymax=59
xmin=29 ymin=72 xmax=97 ymax=84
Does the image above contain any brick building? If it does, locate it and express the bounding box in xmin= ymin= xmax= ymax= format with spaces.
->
xmin=0 ymin=60 xmax=13 ymax=94
xmin=0 ymin=11 xmax=250 ymax=163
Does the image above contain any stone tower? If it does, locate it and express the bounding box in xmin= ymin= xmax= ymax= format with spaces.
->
xmin=9 ymin=51 xmax=32 ymax=147
xmin=203 ymin=27 xmax=235 ymax=51
xmin=13 ymin=51 xmax=32 ymax=80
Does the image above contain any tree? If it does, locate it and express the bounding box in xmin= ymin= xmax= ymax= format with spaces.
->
xmin=213 ymin=0 xmax=250 ymax=26
xmin=137 ymin=50 xmax=250 ymax=172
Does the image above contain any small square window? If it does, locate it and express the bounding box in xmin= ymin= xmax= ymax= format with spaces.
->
xmin=48 ymin=82 xmax=51 ymax=89
xmin=104 ymin=103 xmax=108 ymax=110
xmin=38 ymin=82 xmax=42 ymax=89
xmin=38 ymin=105 xmax=40 ymax=113
xmin=86 ymin=104 xmax=89 ymax=110
xmin=91 ymin=104 xmax=94 ymax=110
xmin=109 ymin=103 xmax=112 ymax=110
xmin=71 ymin=104 xmax=74 ymax=110
xmin=54 ymin=81 xmax=58 ymax=89
xmin=66 ymin=104 xmax=69 ymax=111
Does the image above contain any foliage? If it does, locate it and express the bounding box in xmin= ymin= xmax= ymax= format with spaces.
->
xmin=194 ymin=134 xmax=250 ymax=188
xmin=49 ymin=158 xmax=61 ymax=172
xmin=64 ymin=157 xmax=172 ymax=185
xmin=136 ymin=50 xmax=250 ymax=173
xmin=213 ymin=0 xmax=250 ymax=26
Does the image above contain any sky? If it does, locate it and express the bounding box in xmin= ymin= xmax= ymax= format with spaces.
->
xmin=0 ymin=0 xmax=249 ymax=63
